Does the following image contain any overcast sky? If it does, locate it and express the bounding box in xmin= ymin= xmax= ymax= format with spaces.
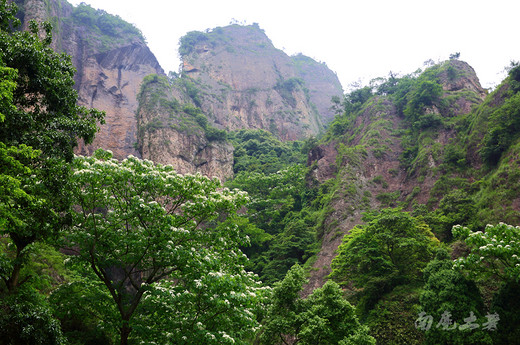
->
xmin=69 ymin=0 xmax=520 ymax=91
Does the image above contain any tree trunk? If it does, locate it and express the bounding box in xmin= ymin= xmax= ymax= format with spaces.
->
xmin=120 ymin=322 xmax=132 ymax=345
xmin=6 ymin=244 xmax=26 ymax=293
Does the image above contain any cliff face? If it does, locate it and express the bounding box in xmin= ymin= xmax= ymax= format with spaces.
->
xmin=17 ymin=2 xmax=343 ymax=179
xmin=136 ymin=75 xmax=234 ymax=181
xmin=292 ymin=53 xmax=344 ymax=123
xmin=304 ymin=60 xmax=488 ymax=294
xmin=174 ymin=24 xmax=342 ymax=141
xmin=16 ymin=0 xmax=164 ymax=160
xmin=135 ymin=24 xmax=344 ymax=180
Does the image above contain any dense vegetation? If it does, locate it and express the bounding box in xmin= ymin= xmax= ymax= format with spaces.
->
xmin=2 ymin=1 xmax=520 ymax=344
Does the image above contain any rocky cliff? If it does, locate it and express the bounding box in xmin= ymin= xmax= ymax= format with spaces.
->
xmin=304 ymin=59 xmax=488 ymax=294
xmin=174 ymin=24 xmax=342 ymax=140
xmin=16 ymin=1 xmax=343 ymax=179
xmin=15 ymin=0 xmax=164 ymax=160
xmin=136 ymin=24 xmax=343 ymax=179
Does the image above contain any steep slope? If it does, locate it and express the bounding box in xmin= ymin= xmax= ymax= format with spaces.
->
xmin=174 ymin=24 xmax=340 ymax=140
xmin=136 ymin=24 xmax=343 ymax=180
xmin=136 ymin=75 xmax=234 ymax=180
xmin=15 ymin=0 xmax=164 ymax=159
xmin=291 ymin=53 xmax=344 ymax=123
xmin=304 ymin=59 xmax=489 ymax=294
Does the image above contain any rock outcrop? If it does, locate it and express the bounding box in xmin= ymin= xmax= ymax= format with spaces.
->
xmin=16 ymin=2 xmax=344 ymax=179
xmin=136 ymin=24 xmax=344 ymax=180
xmin=16 ymin=0 xmax=164 ymax=160
xmin=303 ymin=59 xmax=487 ymax=294
xmin=174 ymin=24 xmax=343 ymax=141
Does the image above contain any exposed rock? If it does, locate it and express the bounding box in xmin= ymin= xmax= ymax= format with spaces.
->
xmin=303 ymin=61 xmax=487 ymax=294
xmin=16 ymin=0 xmax=164 ymax=160
xmin=292 ymin=53 xmax=344 ymax=123
xmin=175 ymin=24 xmax=342 ymax=141
xmin=137 ymin=75 xmax=234 ymax=181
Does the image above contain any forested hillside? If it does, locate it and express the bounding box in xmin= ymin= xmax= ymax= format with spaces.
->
xmin=1 ymin=0 xmax=520 ymax=344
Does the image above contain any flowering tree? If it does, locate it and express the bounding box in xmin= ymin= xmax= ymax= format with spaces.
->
xmin=452 ymin=223 xmax=520 ymax=281
xmin=67 ymin=149 xmax=265 ymax=345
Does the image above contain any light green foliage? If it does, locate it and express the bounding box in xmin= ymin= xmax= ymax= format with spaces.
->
xmin=0 ymin=64 xmax=16 ymax=122
xmin=331 ymin=209 xmax=439 ymax=286
xmin=259 ymin=264 xmax=375 ymax=345
xmin=229 ymin=129 xmax=306 ymax=174
xmin=331 ymin=209 xmax=439 ymax=313
xmin=453 ymin=223 xmax=520 ymax=282
xmin=68 ymin=149 xmax=262 ymax=344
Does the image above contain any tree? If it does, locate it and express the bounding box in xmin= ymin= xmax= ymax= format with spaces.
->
xmin=67 ymin=150 xmax=263 ymax=344
xmin=452 ymin=223 xmax=520 ymax=282
xmin=331 ymin=209 xmax=439 ymax=287
xmin=330 ymin=209 xmax=439 ymax=312
xmin=259 ymin=264 xmax=375 ymax=345
xmin=449 ymin=52 xmax=461 ymax=60
xmin=0 ymin=0 xmax=104 ymax=294
xmin=419 ymin=250 xmax=492 ymax=345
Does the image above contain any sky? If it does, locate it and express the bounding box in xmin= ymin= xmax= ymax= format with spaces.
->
xmin=68 ymin=0 xmax=520 ymax=91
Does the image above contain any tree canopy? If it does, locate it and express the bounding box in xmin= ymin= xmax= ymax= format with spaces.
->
xmin=66 ymin=149 xmax=264 ymax=344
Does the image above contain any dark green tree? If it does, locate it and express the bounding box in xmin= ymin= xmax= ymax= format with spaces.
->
xmin=259 ymin=264 xmax=375 ymax=345
xmin=0 ymin=0 xmax=103 ymax=293
xmin=0 ymin=1 xmax=103 ymax=342
xmin=419 ymin=250 xmax=492 ymax=345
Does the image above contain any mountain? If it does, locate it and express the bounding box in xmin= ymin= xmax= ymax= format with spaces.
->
xmin=14 ymin=0 xmax=164 ymax=159
xmin=304 ymin=59 xmax=490 ymax=293
xmin=14 ymin=0 xmax=343 ymax=180
xmin=135 ymin=24 xmax=343 ymax=179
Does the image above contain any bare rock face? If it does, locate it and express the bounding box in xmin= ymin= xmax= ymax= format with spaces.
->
xmin=135 ymin=24 xmax=345 ymax=180
xmin=16 ymin=0 xmax=164 ymax=160
xmin=175 ymin=24 xmax=342 ymax=141
xmin=74 ymin=42 xmax=163 ymax=159
xmin=136 ymin=75 xmax=234 ymax=181
xmin=291 ymin=53 xmax=344 ymax=123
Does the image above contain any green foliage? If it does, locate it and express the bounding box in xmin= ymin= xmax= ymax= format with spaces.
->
xmin=365 ymin=285 xmax=424 ymax=345
xmin=489 ymin=281 xmax=520 ymax=344
xmin=419 ymin=250 xmax=493 ymax=345
xmin=331 ymin=209 xmax=439 ymax=311
xmin=68 ymin=150 xmax=261 ymax=344
xmin=71 ymin=3 xmax=144 ymax=42
xmin=326 ymin=87 xmax=373 ymax=139
xmin=179 ymin=30 xmax=210 ymax=56
xmin=229 ymin=129 xmax=305 ymax=174
xmin=0 ymin=14 xmax=104 ymax=161
xmin=480 ymin=92 xmax=520 ymax=166
xmin=0 ymin=286 xmax=66 ymax=345
xmin=227 ymin=164 xmax=317 ymax=283
xmin=259 ymin=264 xmax=375 ymax=345
xmin=453 ymin=223 xmax=520 ymax=282
xmin=0 ymin=1 xmax=103 ymax=298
